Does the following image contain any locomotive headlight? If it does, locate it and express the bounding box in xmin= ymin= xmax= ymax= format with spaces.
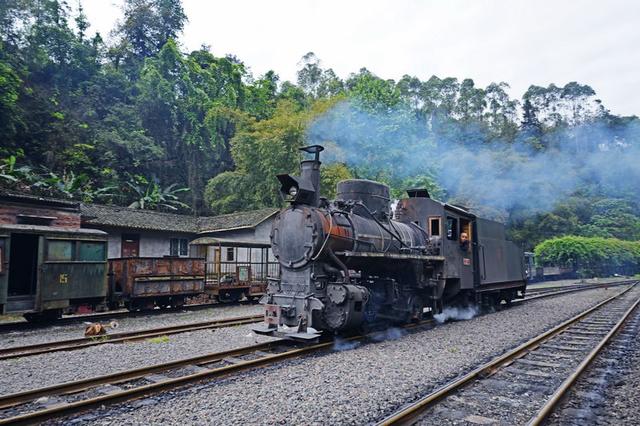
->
xmin=288 ymin=186 xmax=298 ymax=197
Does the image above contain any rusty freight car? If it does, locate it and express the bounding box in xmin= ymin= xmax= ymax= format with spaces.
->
xmin=108 ymin=257 xmax=205 ymax=310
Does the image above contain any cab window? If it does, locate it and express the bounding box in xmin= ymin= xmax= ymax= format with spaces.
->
xmin=446 ymin=217 xmax=458 ymax=240
xmin=429 ymin=217 xmax=441 ymax=237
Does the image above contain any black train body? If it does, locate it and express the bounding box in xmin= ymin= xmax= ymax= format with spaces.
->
xmin=255 ymin=146 xmax=527 ymax=340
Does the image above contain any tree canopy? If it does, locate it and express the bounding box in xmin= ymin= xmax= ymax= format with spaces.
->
xmin=1 ymin=0 xmax=639 ymax=252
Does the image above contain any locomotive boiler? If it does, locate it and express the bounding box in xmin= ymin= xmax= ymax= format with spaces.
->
xmin=254 ymin=145 xmax=526 ymax=340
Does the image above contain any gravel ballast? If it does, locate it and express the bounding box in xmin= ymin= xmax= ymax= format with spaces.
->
xmin=547 ymin=292 xmax=640 ymax=426
xmin=45 ymin=285 xmax=637 ymax=425
xmin=0 ymin=304 xmax=263 ymax=350
xmin=0 ymin=323 xmax=279 ymax=397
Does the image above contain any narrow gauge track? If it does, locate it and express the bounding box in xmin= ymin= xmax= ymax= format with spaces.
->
xmin=1 ymin=279 xmax=631 ymax=361
xmin=525 ymin=279 xmax=634 ymax=297
xmin=0 ymin=283 xmax=636 ymax=425
xmin=0 ymin=323 xmax=430 ymax=425
xmin=377 ymin=281 xmax=640 ymax=426
xmin=3 ymin=279 xmax=615 ymax=334
xmin=519 ymin=279 xmax=633 ymax=304
xmin=0 ymin=301 xmax=254 ymax=334
xmin=0 ymin=314 xmax=262 ymax=361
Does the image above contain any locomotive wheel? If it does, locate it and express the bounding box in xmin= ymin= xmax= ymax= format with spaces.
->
xmin=406 ymin=295 xmax=424 ymax=322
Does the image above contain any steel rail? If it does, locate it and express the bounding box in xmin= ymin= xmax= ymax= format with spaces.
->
xmin=1 ymin=280 xmax=629 ymax=361
xmin=377 ymin=282 xmax=637 ymax=425
xmin=0 ymin=314 xmax=262 ymax=360
xmin=0 ymin=318 xmax=439 ymax=425
xmin=527 ymin=291 xmax=640 ymax=425
xmin=519 ymin=279 xmax=633 ymax=303
xmin=0 ymin=340 xmax=281 ymax=409
xmin=526 ymin=281 xmax=623 ymax=295
xmin=0 ymin=301 xmax=255 ymax=333
xmin=1 ymin=282 xmax=634 ymax=424
xmin=0 ymin=338 xmax=363 ymax=425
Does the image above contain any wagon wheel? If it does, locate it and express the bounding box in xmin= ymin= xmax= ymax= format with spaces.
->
xmin=218 ymin=290 xmax=242 ymax=303
xmin=24 ymin=309 xmax=61 ymax=323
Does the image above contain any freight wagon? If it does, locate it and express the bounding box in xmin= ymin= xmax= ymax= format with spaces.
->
xmin=0 ymin=224 xmax=108 ymax=321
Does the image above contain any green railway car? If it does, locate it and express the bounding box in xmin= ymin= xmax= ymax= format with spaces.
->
xmin=0 ymin=224 xmax=108 ymax=321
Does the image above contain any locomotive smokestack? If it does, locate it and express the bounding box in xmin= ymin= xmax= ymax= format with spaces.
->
xmin=299 ymin=145 xmax=323 ymax=206
xmin=276 ymin=145 xmax=324 ymax=206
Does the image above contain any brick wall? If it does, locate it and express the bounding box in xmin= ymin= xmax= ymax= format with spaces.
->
xmin=0 ymin=203 xmax=81 ymax=228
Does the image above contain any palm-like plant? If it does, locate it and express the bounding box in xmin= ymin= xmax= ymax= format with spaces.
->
xmin=127 ymin=181 xmax=190 ymax=211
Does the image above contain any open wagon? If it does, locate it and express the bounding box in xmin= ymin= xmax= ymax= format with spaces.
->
xmin=189 ymin=237 xmax=279 ymax=303
xmin=108 ymin=257 xmax=205 ymax=310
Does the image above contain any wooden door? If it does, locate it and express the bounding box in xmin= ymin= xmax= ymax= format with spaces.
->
xmin=214 ymin=248 xmax=221 ymax=274
xmin=121 ymin=234 xmax=140 ymax=258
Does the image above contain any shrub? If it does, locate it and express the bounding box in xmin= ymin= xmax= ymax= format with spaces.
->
xmin=534 ymin=236 xmax=640 ymax=277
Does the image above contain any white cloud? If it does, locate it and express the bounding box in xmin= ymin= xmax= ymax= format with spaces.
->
xmin=80 ymin=0 xmax=640 ymax=116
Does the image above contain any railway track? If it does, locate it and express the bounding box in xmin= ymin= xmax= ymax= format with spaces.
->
xmin=0 ymin=322 xmax=425 ymax=425
xmin=0 ymin=339 xmax=317 ymax=425
xmin=0 ymin=314 xmax=262 ymax=361
xmin=0 ymin=301 xmax=254 ymax=333
xmin=520 ymin=279 xmax=634 ymax=303
xmin=525 ymin=279 xmax=633 ymax=297
xmin=1 ymin=278 xmax=631 ymax=361
xmin=0 ymin=282 xmax=636 ymax=424
xmin=377 ymin=281 xmax=640 ymax=425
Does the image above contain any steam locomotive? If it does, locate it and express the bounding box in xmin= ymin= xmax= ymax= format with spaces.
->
xmin=254 ymin=145 xmax=527 ymax=340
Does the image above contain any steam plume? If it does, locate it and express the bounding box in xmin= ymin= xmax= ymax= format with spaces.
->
xmin=307 ymin=101 xmax=640 ymax=219
xmin=434 ymin=306 xmax=479 ymax=324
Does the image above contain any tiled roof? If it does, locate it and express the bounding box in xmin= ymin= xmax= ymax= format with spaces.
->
xmin=197 ymin=208 xmax=278 ymax=233
xmin=80 ymin=203 xmax=198 ymax=233
xmin=80 ymin=203 xmax=278 ymax=234
xmin=0 ymin=190 xmax=80 ymax=209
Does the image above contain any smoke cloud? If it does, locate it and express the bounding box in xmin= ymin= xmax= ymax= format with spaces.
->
xmin=307 ymin=101 xmax=640 ymax=220
xmin=370 ymin=326 xmax=407 ymax=342
xmin=434 ymin=306 xmax=479 ymax=324
xmin=333 ymin=337 xmax=361 ymax=351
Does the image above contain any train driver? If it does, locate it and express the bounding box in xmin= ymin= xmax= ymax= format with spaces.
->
xmin=460 ymin=232 xmax=470 ymax=252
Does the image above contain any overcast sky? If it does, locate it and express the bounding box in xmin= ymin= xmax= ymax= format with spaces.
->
xmin=81 ymin=0 xmax=640 ymax=116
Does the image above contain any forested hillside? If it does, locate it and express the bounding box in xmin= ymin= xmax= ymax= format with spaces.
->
xmin=1 ymin=0 xmax=638 ymax=250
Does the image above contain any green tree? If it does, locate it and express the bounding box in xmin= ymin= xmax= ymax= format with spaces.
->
xmin=113 ymin=0 xmax=187 ymax=72
xmin=320 ymin=163 xmax=352 ymax=199
xmin=205 ymin=99 xmax=336 ymax=213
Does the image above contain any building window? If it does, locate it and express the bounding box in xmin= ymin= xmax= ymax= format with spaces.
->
xmin=170 ymin=238 xmax=188 ymax=257
xmin=226 ymin=247 xmax=234 ymax=261
xmin=17 ymin=215 xmax=55 ymax=226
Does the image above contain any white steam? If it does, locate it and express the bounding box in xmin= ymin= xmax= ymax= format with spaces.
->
xmin=307 ymin=100 xmax=640 ymax=220
xmin=434 ymin=306 xmax=479 ymax=324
